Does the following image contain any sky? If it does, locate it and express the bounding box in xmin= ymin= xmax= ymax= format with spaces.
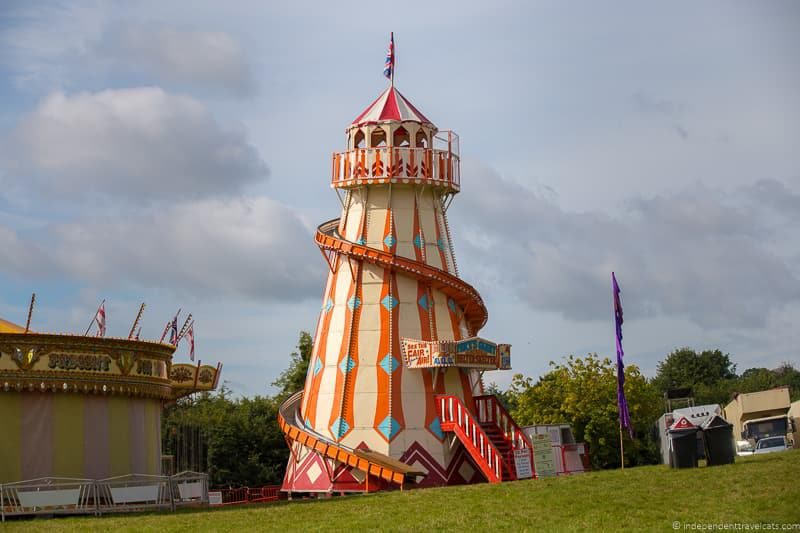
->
xmin=0 ymin=1 xmax=798 ymax=397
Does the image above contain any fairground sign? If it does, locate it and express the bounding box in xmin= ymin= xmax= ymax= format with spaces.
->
xmin=400 ymin=337 xmax=511 ymax=370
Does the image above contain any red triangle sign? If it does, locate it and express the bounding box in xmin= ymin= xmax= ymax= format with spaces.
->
xmin=673 ymin=416 xmax=695 ymax=429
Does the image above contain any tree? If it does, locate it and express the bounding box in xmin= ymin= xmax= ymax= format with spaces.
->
xmin=272 ymin=331 xmax=313 ymax=401
xmin=506 ymin=354 xmax=662 ymax=469
xmin=652 ymin=348 xmax=737 ymax=405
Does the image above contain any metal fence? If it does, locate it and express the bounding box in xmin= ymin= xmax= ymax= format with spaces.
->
xmin=1 ymin=471 xmax=209 ymax=521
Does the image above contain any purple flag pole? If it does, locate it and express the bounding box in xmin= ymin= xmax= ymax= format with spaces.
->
xmin=613 ymin=272 xmax=634 ymax=469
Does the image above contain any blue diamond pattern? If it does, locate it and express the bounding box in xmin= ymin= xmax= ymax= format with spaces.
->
xmin=447 ymin=298 xmax=458 ymax=314
xmin=331 ymin=417 xmax=350 ymax=438
xmin=356 ymin=235 xmax=366 ymax=245
xmin=428 ymin=417 xmax=444 ymax=440
xmin=381 ymin=295 xmax=398 ymax=311
xmin=418 ymin=293 xmax=430 ymax=311
xmin=413 ymin=234 xmax=424 ymax=249
xmin=324 ymin=298 xmax=334 ymax=313
xmin=313 ymin=358 xmax=322 ymax=376
xmin=437 ymin=237 xmax=446 ymax=251
xmin=383 ymin=234 xmax=397 ymax=248
xmin=339 ymin=354 xmax=356 ymax=374
xmin=378 ymin=416 xmax=401 ymax=440
xmin=305 ymin=418 xmax=311 ymax=428
xmin=379 ymin=354 xmax=400 ymax=374
xmin=347 ymin=296 xmax=361 ymax=311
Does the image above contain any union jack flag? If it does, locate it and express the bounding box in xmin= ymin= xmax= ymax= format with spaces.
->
xmin=383 ymin=32 xmax=394 ymax=80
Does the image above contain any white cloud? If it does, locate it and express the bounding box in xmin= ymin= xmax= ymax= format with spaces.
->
xmin=99 ymin=23 xmax=256 ymax=96
xmin=1 ymin=87 xmax=267 ymax=204
xmin=452 ymin=162 xmax=800 ymax=329
xmin=51 ymin=196 xmax=322 ymax=300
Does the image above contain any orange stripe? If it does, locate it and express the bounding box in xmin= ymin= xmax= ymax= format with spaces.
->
xmin=389 ymin=272 xmax=404 ymax=435
xmin=433 ymin=199 xmax=450 ymax=271
xmin=373 ymin=269 xmax=392 ymax=442
xmin=328 ymin=267 xmax=358 ymax=441
xmin=302 ymin=270 xmax=337 ymax=428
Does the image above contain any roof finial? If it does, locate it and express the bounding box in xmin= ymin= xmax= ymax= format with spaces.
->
xmin=383 ymin=32 xmax=395 ymax=87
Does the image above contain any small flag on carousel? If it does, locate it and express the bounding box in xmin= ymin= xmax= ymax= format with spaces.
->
xmin=95 ymin=302 xmax=106 ymax=337
xmin=169 ymin=315 xmax=179 ymax=346
xmin=383 ymin=32 xmax=394 ymax=81
xmin=185 ymin=322 xmax=195 ymax=361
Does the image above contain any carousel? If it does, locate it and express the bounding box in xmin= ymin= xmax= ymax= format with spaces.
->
xmin=0 ymin=313 xmax=221 ymax=485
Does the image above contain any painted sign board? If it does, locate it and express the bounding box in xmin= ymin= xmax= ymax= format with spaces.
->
xmin=532 ymin=434 xmax=556 ymax=478
xmin=208 ymin=491 xmax=223 ymax=505
xmin=513 ymin=449 xmax=533 ymax=479
xmin=401 ymin=337 xmax=511 ymax=370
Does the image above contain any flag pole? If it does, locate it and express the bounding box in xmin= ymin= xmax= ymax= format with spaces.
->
xmin=159 ymin=308 xmax=181 ymax=343
xmin=391 ymin=32 xmax=395 ymax=88
xmin=24 ymin=293 xmax=36 ymax=334
xmin=84 ymin=299 xmax=105 ymax=336
xmin=128 ymin=303 xmax=146 ymax=339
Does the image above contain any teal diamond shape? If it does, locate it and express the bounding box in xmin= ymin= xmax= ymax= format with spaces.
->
xmin=356 ymin=235 xmax=366 ymax=245
xmin=381 ymin=295 xmax=398 ymax=311
xmin=339 ymin=354 xmax=356 ymax=374
xmin=380 ymin=354 xmax=399 ymax=374
xmin=331 ymin=417 xmax=350 ymax=439
xmin=418 ymin=293 xmax=430 ymax=311
xmin=313 ymin=358 xmax=322 ymax=376
xmin=347 ymin=296 xmax=361 ymax=311
xmin=437 ymin=237 xmax=446 ymax=251
xmin=305 ymin=418 xmax=311 ymax=428
xmin=447 ymin=298 xmax=458 ymax=314
xmin=413 ymin=234 xmax=424 ymax=249
xmin=429 ymin=417 xmax=444 ymax=440
xmin=324 ymin=298 xmax=334 ymax=313
xmin=383 ymin=234 xmax=397 ymax=248
xmin=378 ymin=416 xmax=401 ymax=440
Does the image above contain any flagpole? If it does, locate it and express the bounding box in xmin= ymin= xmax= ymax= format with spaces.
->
xmin=84 ymin=299 xmax=105 ymax=336
xmin=128 ymin=303 xmax=146 ymax=339
xmin=24 ymin=293 xmax=36 ymax=334
xmin=391 ymin=32 xmax=395 ymax=88
xmin=159 ymin=308 xmax=181 ymax=343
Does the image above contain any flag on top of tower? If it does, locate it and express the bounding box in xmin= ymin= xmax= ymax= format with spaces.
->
xmin=383 ymin=32 xmax=394 ymax=82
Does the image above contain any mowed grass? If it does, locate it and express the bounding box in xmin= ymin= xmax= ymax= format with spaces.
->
xmin=4 ymin=451 xmax=799 ymax=532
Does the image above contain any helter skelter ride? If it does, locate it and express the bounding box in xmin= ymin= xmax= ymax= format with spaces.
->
xmin=280 ymin=41 xmax=535 ymax=494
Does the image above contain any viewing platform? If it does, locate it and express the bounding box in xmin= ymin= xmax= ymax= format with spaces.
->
xmin=331 ymin=131 xmax=460 ymax=192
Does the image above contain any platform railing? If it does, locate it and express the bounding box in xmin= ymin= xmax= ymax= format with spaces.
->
xmin=331 ymin=146 xmax=460 ymax=190
xmin=95 ymin=474 xmax=173 ymax=514
xmin=435 ymin=395 xmax=504 ymax=483
xmin=170 ymin=471 xmax=209 ymax=507
xmin=0 ymin=477 xmax=96 ymax=520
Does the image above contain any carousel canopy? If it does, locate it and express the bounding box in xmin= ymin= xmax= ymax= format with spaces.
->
xmin=0 ymin=317 xmax=25 ymax=333
xmin=351 ymin=86 xmax=433 ymax=127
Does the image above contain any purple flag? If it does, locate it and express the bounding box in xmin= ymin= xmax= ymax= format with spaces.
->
xmin=613 ymin=272 xmax=634 ymax=438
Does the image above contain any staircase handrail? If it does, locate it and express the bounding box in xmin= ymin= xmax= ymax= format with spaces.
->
xmin=435 ymin=395 xmax=505 ymax=483
xmin=474 ymin=395 xmax=534 ymax=451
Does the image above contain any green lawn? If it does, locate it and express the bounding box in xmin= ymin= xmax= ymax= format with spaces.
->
xmin=4 ymin=451 xmax=799 ymax=532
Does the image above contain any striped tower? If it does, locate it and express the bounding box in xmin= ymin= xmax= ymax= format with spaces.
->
xmin=281 ymin=85 xmax=514 ymax=493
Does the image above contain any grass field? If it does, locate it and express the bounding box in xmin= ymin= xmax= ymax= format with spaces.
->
xmin=4 ymin=451 xmax=799 ymax=532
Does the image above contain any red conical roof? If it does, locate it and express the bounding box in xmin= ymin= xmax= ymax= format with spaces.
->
xmin=351 ymin=87 xmax=433 ymax=127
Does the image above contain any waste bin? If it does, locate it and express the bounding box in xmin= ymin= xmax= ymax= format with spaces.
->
xmin=703 ymin=415 xmax=736 ymax=466
xmin=669 ymin=429 xmax=699 ymax=468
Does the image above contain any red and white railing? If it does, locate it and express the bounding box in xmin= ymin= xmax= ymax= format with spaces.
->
xmin=474 ymin=395 xmax=534 ymax=452
xmin=331 ymin=147 xmax=460 ymax=191
xmin=435 ymin=395 xmax=504 ymax=483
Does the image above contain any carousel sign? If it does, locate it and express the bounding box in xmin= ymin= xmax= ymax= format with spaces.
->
xmin=401 ymin=337 xmax=511 ymax=370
